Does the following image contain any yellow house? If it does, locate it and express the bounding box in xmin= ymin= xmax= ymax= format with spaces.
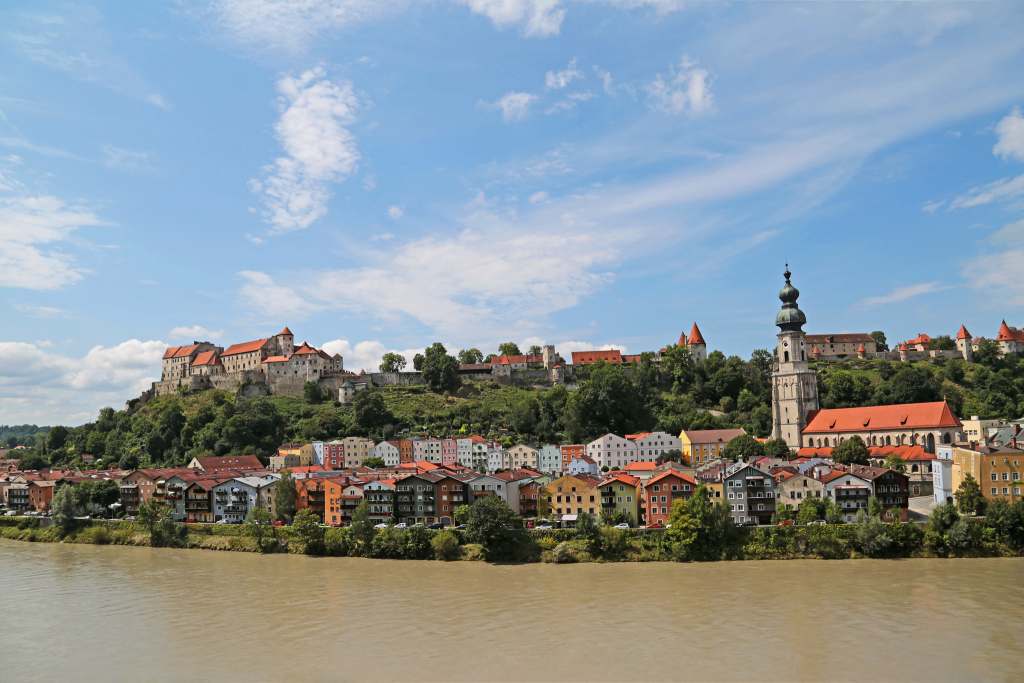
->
xmin=679 ymin=428 xmax=746 ymax=466
xmin=543 ymin=474 xmax=602 ymax=520
xmin=950 ymin=445 xmax=1024 ymax=503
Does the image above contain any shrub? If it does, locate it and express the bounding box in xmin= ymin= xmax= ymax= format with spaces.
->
xmin=371 ymin=526 xmax=407 ymax=559
xmin=551 ymin=541 xmax=578 ymax=563
xmin=404 ymin=526 xmax=433 ymax=560
xmin=597 ymin=527 xmax=629 ymax=560
xmin=460 ymin=543 xmax=486 ymax=561
xmin=432 ymin=530 xmax=461 ymax=561
xmin=291 ymin=509 xmax=325 ymax=556
xmin=79 ymin=525 xmax=112 ymax=545
xmin=324 ymin=527 xmax=353 ymax=556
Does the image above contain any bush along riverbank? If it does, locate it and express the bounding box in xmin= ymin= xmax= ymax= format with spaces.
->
xmin=4 ymin=491 xmax=1024 ymax=563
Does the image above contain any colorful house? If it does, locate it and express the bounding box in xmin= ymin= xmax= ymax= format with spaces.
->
xmin=598 ymin=474 xmax=642 ymax=525
xmin=642 ymin=470 xmax=697 ymax=527
xmin=679 ymin=428 xmax=747 ymax=465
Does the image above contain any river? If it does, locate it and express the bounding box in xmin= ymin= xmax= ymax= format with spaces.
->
xmin=2 ymin=540 xmax=1022 ymax=682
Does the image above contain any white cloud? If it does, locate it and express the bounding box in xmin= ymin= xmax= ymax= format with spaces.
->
xmin=321 ymin=339 xmax=424 ymax=373
xmin=948 ymin=174 xmax=1024 ymax=210
xmin=0 ymin=195 xmax=104 ymax=290
xmin=168 ymin=325 xmax=224 ymax=341
xmin=989 ymin=218 xmax=1024 ymax=243
xmin=14 ymin=304 xmax=67 ymax=319
xmin=593 ymin=66 xmax=615 ymax=95
xmin=0 ymin=338 xmax=166 ymax=424
xmin=548 ymin=340 xmax=628 ymax=356
xmin=545 ymin=90 xmax=594 ymax=115
xmin=921 ymin=199 xmax=944 ymax=214
xmin=993 ymin=106 xmax=1024 ymax=162
xmin=102 ymin=145 xmax=154 ymax=172
xmin=860 ymin=282 xmax=948 ymax=306
xmin=600 ymin=0 xmax=688 ymax=13
xmin=545 ymin=58 xmax=582 ymax=90
xmin=238 ymin=270 xmax=319 ymax=321
xmin=209 ymin=0 xmax=402 ymax=52
xmin=387 ymin=205 xmax=404 ymax=220
xmin=963 ymin=250 xmax=1024 ymax=306
xmin=646 ymin=55 xmax=713 ymax=116
xmin=458 ymin=0 xmax=566 ymax=37
xmin=528 ymin=191 xmax=549 ymax=204
xmin=249 ymin=66 xmax=360 ymax=233
xmin=485 ymin=91 xmax=538 ymax=122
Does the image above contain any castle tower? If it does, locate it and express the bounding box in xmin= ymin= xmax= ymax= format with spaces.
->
xmin=770 ymin=266 xmax=819 ymax=449
xmin=686 ymin=322 xmax=707 ymax=362
xmin=277 ymin=326 xmax=294 ymax=356
xmin=956 ymin=324 xmax=973 ymax=362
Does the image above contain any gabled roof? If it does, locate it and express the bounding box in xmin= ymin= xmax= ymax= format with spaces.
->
xmin=599 ymin=473 xmax=641 ymax=488
xmin=193 ymin=455 xmax=263 ymax=472
xmin=803 ymin=401 xmax=961 ymax=434
xmin=805 ymin=333 xmax=875 ymax=345
xmin=221 ymin=338 xmax=269 ymax=357
xmin=292 ymin=342 xmax=319 ymax=355
xmin=163 ymin=344 xmax=201 ymax=360
xmin=490 ymin=353 xmax=542 ymax=366
xmin=192 ymin=350 xmax=220 ymax=367
xmin=683 ymin=428 xmax=746 ymax=444
xmin=278 ymin=326 xmax=293 ymax=336
xmin=687 ymin=322 xmax=705 ymax=346
xmin=997 ymin=320 xmax=1024 ymax=342
xmin=646 ymin=469 xmax=697 ymax=487
xmin=571 ymin=349 xmax=623 ymax=365
xmin=903 ymin=332 xmax=931 ymax=346
xmin=624 ymin=461 xmax=658 ymax=471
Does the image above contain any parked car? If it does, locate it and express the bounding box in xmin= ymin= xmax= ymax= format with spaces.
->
xmin=614 ymin=523 xmax=630 ymax=529
xmin=536 ymin=524 xmax=553 ymax=530
xmin=428 ymin=522 xmax=445 ymax=529
xmin=394 ymin=522 xmax=408 ymax=529
xmin=4 ymin=510 xmax=18 ymax=516
xmin=373 ymin=523 xmax=389 ymax=529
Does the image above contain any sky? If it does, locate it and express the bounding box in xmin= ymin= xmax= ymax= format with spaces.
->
xmin=1 ymin=0 xmax=1024 ymax=425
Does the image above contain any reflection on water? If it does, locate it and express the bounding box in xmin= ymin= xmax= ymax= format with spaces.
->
xmin=2 ymin=540 xmax=1022 ymax=682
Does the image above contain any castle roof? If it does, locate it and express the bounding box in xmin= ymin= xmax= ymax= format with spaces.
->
xmin=278 ymin=326 xmax=293 ymax=336
xmin=263 ymin=355 xmax=290 ymax=364
xmin=956 ymin=324 xmax=971 ymax=341
xmin=687 ymin=322 xmax=706 ymax=346
xmin=805 ymin=333 xmax=874 ymax=344
xmin=163 ymin=344 xmax=201 ymax=360
xmin=192 ymin=350 xmax=220 ymax=367
xmin=803 ymin=401 xmax=961 ymax=434
xmin=490 ymin=354 xmax=542 ymax=366
xmin=292 ymin=342 xmax=319 ymax=355
xmin=571 ymin=349 xmax=623 ymax=365
xmin=997 ymin=320 xmax=1024 ymax=342
xmin=903 ymin=332 xmax=931 ymax=346
xmin=222 ymin=338 xmax=269 ymax=357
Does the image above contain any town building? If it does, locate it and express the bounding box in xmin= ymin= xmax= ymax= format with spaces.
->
xmin=373 ymin=441 xmax=402 ymax=468
xmin=723 ymin=463 xmax=776 ymax=525
xmin=598 ymin=474 xmax=642 ymax=526
xmin=847 ymin=465 xmax=910 ymax=521
xmin=543 ymin=474 xmax=602 ymax=524
xmin=642 ymin=470 xmax=696 ymax=527
xmin=626 ymin=432 xmax=682 ymax=460
xmin=949 ymin=443 xmax=1024 ymax=504
xmin=394 ymin=473 xmax=439 ymax=524
xmin=773 ymin=470 xmax=823 ymax=510
xmin=586 ymin=433 xmax=639 ymax=470
xmin=820 ymin=470 xmax=872 ymax=523
xmin=433 ymin=474 xmax=469 ymax=524
xmin=325 ymin=479 xmax=363 ymax=527
xmin=801 ymin=401 xmax=962 ymax=452
xmin=559 ymin=444 xmax=585 ymax=472
xmin=770 ymin=266 xmax=821 ymax=449
xmin=505 ymin=445 xmax=539 ymax=471
xmin=567 ymin=454 xmax=599 ymax=477
xmin=679 ymin=428 xmax=746 ymax=465
xmin=340 ymin=437 xmax=375 ymax=469
xmin=805 ymin=333 xmax=877 ymax=360
xmin=537 ymin=445 xmax=563 ymax=474
xmin=363 ymin=479 xmax=396 ymax=523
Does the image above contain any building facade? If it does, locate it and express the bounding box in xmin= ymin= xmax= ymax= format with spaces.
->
xmin=770 ymin=267 xmax=820 ymax=449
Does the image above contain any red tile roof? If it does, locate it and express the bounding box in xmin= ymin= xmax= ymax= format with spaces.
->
xmin=624 ymin=461 xmax=658 ymax=471
xmin=683 ymin=428 xmax=746 ymax=444
xmin=192 ymin=350 xmax=220 ymax=367
xmin=646 ymin=469 xmax=697 ymax=487
xmin=222 ymin=338 xmax=269 ymax=357
xmin=903 ymin=332 xmax=931 ymax=347
xmin=956 ymin=324 xmax=971 ymax=341
xmin=997 ymin=320 xmax=1024 ymax=342
xmin=292 ymin=342 xmax=319 ymax=355
xmin=805 ymin=333 xmax=875 ymax=345
xmin=490 ymin=354 xmax=542 ymax=366
xmin=163 ymin=344 xmax=201 ymax=360
xmin=803 ymin=401 xmax=961 ymax=434
xmin=599 ymin=473 xmax=641 ymax=488
xmin=571 ymin=349 xmax=623 ymax=365
xmin=264 ymin=355 xmax=290 ymax=363
xmin=194 ymin=455 xmax=264 ymax=472
xmin=624 ymin=433 xmax=651 ymax=441
xmin=687 ymin=322 xmax=705 ymax=346
xmin=278 ymin=326 xmax=293 ymax=336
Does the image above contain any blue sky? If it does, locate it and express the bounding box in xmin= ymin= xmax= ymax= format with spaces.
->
xmin=2 ymin=0 xmax=1024 ymax=424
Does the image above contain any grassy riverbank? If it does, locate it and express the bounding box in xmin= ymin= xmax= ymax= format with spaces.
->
xmin=3 ymin=512 xmax=1022 ymax=563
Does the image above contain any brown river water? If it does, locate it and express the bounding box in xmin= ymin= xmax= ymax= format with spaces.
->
xmin=2 ymin=539 xmax=1022 ymax=682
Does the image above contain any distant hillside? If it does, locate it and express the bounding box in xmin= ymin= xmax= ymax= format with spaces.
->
xmin=9 ymin=347 xmax=1023 ymax=471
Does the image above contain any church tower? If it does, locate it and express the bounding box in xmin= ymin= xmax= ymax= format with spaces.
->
xmin=771 ymin=266 xmax=819 ymax=449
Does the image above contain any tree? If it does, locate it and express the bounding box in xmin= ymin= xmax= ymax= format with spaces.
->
xmin=498 ymin=342 xmax=522 ymax=357
xmin=871 ymin=331 xmax=889 ymax=352
xmin=349 ymin=500 xmax=376 ymax=554
xmin=797 ymin=498 xmax=825 ymax=525
xmin=723 ymin=434 xmax=763 ymax=461
xmin=136 ymin=499 xmax=184 ymax=547
xmin=575 ymin=511 xmax=601 ymax=555
xmin=353 ymin=390 xmax=394 ymax=435
xmin=46 ymin=425 xmax=70 ymax=453
xmin=274 ymin=472 xmax=297 ymax=523
xmin=303 ymin=381 xmax=324 ymax=404
xmin=664 ymin=486 xmax=735 ymax=561
xmin=655 ymin=449 xmax=683 ymax=465
xmin=883 ymin=454 xmax=906 ymax=473
xmin=833 ymin=436 xmax=870 ymax=466
xmin=432 ymin=529 xmax=461 ymax=560
xmin=929 ymin=335 xmax=956 ymax=351
xmin=955 ymin=473 xmax=986 ymax=515
xmin=457 ymin=348 xmax=484 ymax=365
xmin=873 ymin=366 xmax=942 ymax=405
xmin=762 ymin=438 xmax=792 ymax=459
xmin=528 ymin=345 xmax=543 ymax=356
xmin=925 ymin=501 xmax=960 ymax=556
xmin=291 ymin=508 xmax=325 ymax=555
xmin=867 ymin=496 xmax=883 ymax=518
xmin=363 ymin=456 xmax=385 ymax=469
xmin=454 ymin=504 xmax=472 ymax=525
xmin=564 ymin=364 xmax=652 ymax=441
xmin=379 ymin=353 xmax=407 ymax=373
xmin=465 ymin=496 xmax=518 ymax=560
xmin=412 ymin=353 xmax=425 ymax=371
xmin=244 ymin=507 xmax=276 ymax=553
xmin=51 ymin=485 xmax=80 ymax=536
xmin=421 ymin=342 xmax=461 ymax=393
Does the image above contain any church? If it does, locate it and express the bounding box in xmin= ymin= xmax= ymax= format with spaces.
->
xmin=769 ymin=268 xmax=962 ymax=453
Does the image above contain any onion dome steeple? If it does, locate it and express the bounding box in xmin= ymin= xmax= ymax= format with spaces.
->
xmin=775 ymin=264 xmax=807 ymax=332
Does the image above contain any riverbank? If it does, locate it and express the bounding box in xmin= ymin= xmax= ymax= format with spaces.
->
xmin=3 ymin=513 xmax=1022 ymax=562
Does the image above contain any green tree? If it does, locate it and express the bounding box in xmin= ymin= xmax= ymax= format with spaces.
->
xmin=564 ymin=363 xmax=652 ymax=441
xmin=883 ymin=454 xmax=906 ymax=473
xmin=303 ymin=381 xmax=325 ymax=404
xmin=362 ymin=456 xmax=385 ymax=469
xmin=244 ymin=507 xmax=276 ymax=553
xmin=291 ymin=508 xmax=325 ymax=555
xmin=421 ymin=343 xmax=461 ymax=393
xmin=929 ymin=335 xmax=956 ymax=351
xmin=867 ymin=496 xmax=882 ymax=518
xmin=353 ymin=390 xmax=394 ymax=435
xmin=46 ymin=425 xmax=70 ymax=453
xmin=954 ymin=473 xmax=986 ymax=515
xmin=762 ymin=438 xmax=792 ymax=459
xmin=379 ymin=353 xmax=407 ymax=373
xmin=465 ymin=496 xmax=518 ymax=560
xmin=665 ymin=486 xmax=735 ymax=562
xmin=432 ymin=529 xmax=461 ymax=560
xmin=797 ymin=498 xmax=824 ymax=525
xmin=870 ymin=331 xmax=888 ymax=352
xmin=723 ymin=434 xmax=763 ymax=461
xmin=575 ymin=511 xmax=601 ymax=555
xmin=349 ymin=500 xmax=376 ymax=554
xmin=50 ymin=484 xmax=81 ymax=536
xmin=873 ymin=366 xmax=942 ymax=405
xmin=498 ymin=342 xmax=522 ymax=357
xmin=457 ymin=348 xmax=484 ymax=365
xmin=833 ymin=436 xmax=870 ymax=466
xmin=412 ymin=353 xmax=425 ymax=371
xmin=527 ymin=345 xmax=543 ymax=356
xmin=925 ymin=501 xmax=960 ymax=556
xmin=274 ymin=472 xmax=297 ymax=523
xmin=136 ymin=499 xmax=184 ymax=547
xmin=454 ymin=504 xmax=472 ymax=525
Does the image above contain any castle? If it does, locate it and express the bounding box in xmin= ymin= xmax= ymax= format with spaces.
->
xmin=155 ymin=327 xmax=346 ymax=397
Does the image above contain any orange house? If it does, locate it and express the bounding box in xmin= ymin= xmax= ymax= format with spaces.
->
xmin=560 ymin=444 xmax=585 ymax=472
xmin=28 ymin=480 xmax=57 ymax=512
xmin=295 ymin=477 xmax=328 ymax=522
xmin=643 ymin=470 xmax=697 ymax=527
xmin=324 ymin=478 xmax=363 ymax=527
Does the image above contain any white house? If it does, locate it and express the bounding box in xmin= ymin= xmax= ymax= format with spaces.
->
xmin=341 ymin=437 xmax=375 ymax=468
xmin=505 ymin=445 xmax=539 ymax=471
xmin=414 ymin=438 xmax=443 ymax=464
xmin=212 ymin=478 xmax=260 ymax=523
xmin=626 ymin=431 xmax=681 ymax=460
xmin=586 ymin=433 xmax=639 ymax=470
xmin=372 ymin=441 xmax=401 ymax=468
xmin=568 ymin=455 xmax=599 ymax=477
xmin=467 ymin=474 xmax=514 ymax=509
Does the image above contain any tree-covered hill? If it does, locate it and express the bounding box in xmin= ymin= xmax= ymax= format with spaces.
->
xmin=10 ymin=345 xmax=1023 ymax=471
